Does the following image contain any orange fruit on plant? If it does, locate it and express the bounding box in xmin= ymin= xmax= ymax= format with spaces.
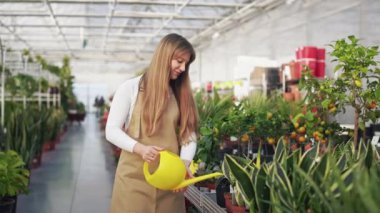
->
xmin=297 ymin=126 xmax=306 ymax=135
xmin=328 ymin=107 xmax=337 ymax=113
xmin=290 ymin=131 xmax=297 ymax=139
xmin=297 ymin=136 xmax=306 ymax=143
xmin=267 ymin=137 xmax=275 ymax=145
xmin=293 ymin=122 xmax=300 ymax=129
xmin=241 ymin=134 xmax=249 ymax=142
xmin=367 ymin=101 xmax=377 ymax=109
xmin=328 ymin=103 xmax=335 ymax=109
xmin=312 ymin=131 xmax=319 ymax=138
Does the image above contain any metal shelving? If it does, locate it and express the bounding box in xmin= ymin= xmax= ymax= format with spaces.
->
xmin=185 ymin=185 xmax=226 ymax=213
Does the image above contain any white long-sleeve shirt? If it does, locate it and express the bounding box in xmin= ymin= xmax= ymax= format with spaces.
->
xmin=105 ymin=76 xmax=197 ymax=162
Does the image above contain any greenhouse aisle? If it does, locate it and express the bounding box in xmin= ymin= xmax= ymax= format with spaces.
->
xmin=17 ymin=114 xmax=117 ymax=213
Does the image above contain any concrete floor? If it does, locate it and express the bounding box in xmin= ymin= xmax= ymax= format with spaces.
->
xmin=17 ymin=114 xmax=117 ymax=213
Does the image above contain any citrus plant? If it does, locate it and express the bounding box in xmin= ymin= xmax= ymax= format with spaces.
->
xmin=329 ymin=35 xmax=380 ymax=146
xmin=299 ymin=36 xmax=380 ymax=148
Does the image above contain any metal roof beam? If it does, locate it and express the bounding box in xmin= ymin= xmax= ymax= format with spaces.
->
xmin=0 ymin=0 xmax=247 ymax=8
xmin=102 ymin=0 xmax=117 ymax=51
xmin=3 ymin=38 xmax=148 ymax=43
xmin=44 ymin=0 xmax=73 ymax=55
xmin=0 ymin=12 xmax=221 ymax=20
xmin=0 ymin=20 xmax=32 ymax=50
xmin=0 ymin=24 xmax=204 ymax=30
xmin=7 ymin=32 xmax=156 ymax=38
xmin=190 ymin=0 xmax=284 ymax=46
xmin=12 ymin=48 xmax=153 ymax=53
xmin=137 ymin=0 xmax=191 ymax=54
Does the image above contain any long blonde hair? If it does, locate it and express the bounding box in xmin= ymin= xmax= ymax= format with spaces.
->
xmin=141 ymin=33 xmax=198 ymax=144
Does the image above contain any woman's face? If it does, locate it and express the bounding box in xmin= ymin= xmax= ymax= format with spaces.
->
xmin=170 ymin=51 xmax=191 ymax=80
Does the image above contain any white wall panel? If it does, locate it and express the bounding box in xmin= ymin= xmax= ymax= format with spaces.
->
xmin=196 ymin=0 xmax=379 ymax=83
xmin=194 ymin=0 xmax=379 ymax=124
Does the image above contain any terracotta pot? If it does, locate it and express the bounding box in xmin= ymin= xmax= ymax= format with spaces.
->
xmin=231 ymin=204 xmax=246 ymax=213
xmin=224 ymin=193 xmax=232 ymax=213
xmin=283 ymin=92 xmax=294 ymax=101
xmin=293 ymin=91 xmax=302 ymax=101
xmin=43 ymin=141 xmax=55 ymax=152
xmin=207 ymin=182 xmax=216 ymax=191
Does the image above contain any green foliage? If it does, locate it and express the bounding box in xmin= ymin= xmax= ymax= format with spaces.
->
xmin=5 ymin=73 xmax=39 ymax=97
xmin=46 ymin=108 xmax=66 ymax=141
xmin=194 ymin=90 xmax=234 ymax=170
xmin=236 ymin=93 xmax=294 ymax=144
xmin=3 ymin=103 xmax=39 ymax=167
xmin=301 ymin=36 xmax=380 ymax=146
xmin=223 ymin=140 xmax=380 ymax=212
xmin=0 ymin=150 xmax=30 ymax=199
xmin=76 ymin=102 xmax=86 ymax=114
xmin=1 ymin=103 xmax=65 ymax=167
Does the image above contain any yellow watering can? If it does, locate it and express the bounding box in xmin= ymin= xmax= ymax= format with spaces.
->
xmin=143 ymin=150 xmax=223 ymax=190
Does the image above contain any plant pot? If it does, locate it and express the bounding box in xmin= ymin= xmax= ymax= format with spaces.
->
xmin=224 ymin=193 xmax=232 ymax=212
xmin=207 ymin=182 xmax=216 ymax=192
xmin=43 ymin=140 xmax=55 ymax=152
xmin=283 ymin=92 xmax=294 ymax=101
xmin=0 ymin=197 xmax=15 ymax=213
xmin=293 ymin=91 xmax=302 ymax=101
xmin=32 ymin=153 xmax=42 ymax=169
xmin=231 ymin=204 xmax=246 ymax=213
xmin=0 ymin=196 xmax=17 ymax=213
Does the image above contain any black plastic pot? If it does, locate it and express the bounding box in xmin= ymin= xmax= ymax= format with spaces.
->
xmin=0 ymin=197 xmax=15 ymax=213
xmin=216 ymin=177 xmax=230 ymax=208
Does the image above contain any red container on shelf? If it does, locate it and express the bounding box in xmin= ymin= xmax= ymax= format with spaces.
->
xmin=206 ymin=81 xmax=213 ymax=93
xmin=296 ymin=47 xmax=303 ymax=59
xmin=294 ymin=62 xmax=302 ymax=79
xmin=303 ymin=46 xmax=317 ymax=59
xmin=316 ymin=61 xmax=325 ymax=78
xmin=302 ymin=59 xmax=317 ymax=76
xmin=317 ymin=48 xmax=325 ymax=60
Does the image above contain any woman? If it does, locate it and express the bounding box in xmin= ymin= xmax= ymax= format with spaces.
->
xmin=105 ymin=33 xmax=198 ymax=213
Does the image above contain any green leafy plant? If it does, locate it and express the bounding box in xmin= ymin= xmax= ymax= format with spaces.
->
xmin=3 ymin=103 xmax=43 ymax=167
xmin=0 ymin=150 xmax=30 ymax=201
xmin=222 ymin=139 xmax=380 ymax=212
xmin=329 ymin=36 xmax=380 ymax=146
xmin=5 ymin=74 xmax=39 ymax=97
xmin=194 ymin=90 xmax=234 ymax=170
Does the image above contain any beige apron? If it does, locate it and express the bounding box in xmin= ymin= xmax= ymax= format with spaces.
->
xmin=110 ymin=90 xmax=185 ymax=213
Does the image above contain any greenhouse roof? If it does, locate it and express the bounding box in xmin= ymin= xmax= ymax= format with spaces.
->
xmin=0 ymin=0 xmax=285 ymax=64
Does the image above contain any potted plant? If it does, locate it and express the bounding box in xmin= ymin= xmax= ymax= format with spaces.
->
xmin=300 ymin=36 xmax=380 ymax=148
xmin=0 ymin=150 xmax=30 ymax=213
xmin=194 ymin=90 xmax=234 ymax=171
xmin=76 ymin=102 xmax=86 ymax=122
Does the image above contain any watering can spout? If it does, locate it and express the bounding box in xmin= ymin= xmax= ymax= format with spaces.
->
xmin=143 ymin=150 xmax=223 ymax=190
xmin=173 ymin=172 xmax=223 ymax=190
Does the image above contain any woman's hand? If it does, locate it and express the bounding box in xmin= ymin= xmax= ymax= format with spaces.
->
xmin=133 ymin=143 xmax=163 ymax=163
xmin=173 ymin=160 xmax=193 ymax=193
